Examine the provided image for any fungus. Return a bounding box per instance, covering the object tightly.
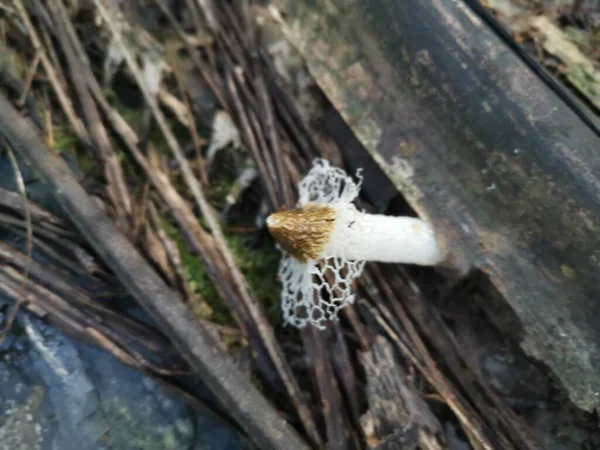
[267,159,445,329]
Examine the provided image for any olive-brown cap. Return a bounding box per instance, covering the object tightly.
[266,204,336,264]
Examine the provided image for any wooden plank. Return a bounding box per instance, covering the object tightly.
[273,0,600,411]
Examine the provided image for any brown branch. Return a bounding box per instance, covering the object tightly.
[13,0,90,144]
[46,0,132,230]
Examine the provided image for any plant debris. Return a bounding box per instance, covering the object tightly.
[0,1,597,449]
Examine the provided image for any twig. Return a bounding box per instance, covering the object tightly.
[225,68,279,209]
[0,143,32,348]
[330,324,363,432]
[153,0,228,108]
[165,41,208,186]
[47,0,132,230]
[0,263,184,375]
[367,265,498,450]
[17,49,40,106]
[0,186,65,226]
[387,268,540,449]
[0,211,79,240]
[302,326,353,450]
[148,201,194,300]
[13,0,90,144]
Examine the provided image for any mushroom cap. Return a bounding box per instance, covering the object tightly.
[266,204,336,264]
[268,158,366,329]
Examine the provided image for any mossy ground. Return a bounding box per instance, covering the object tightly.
[163,148,283,330]
[47,87,283,340]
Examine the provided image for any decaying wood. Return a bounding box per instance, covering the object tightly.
[302,326,357,450]
[359,336,443,450]
[384,268,541,449]
[273,0,600,413]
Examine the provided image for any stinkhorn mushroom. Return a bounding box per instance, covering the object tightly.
[267,158,445,329]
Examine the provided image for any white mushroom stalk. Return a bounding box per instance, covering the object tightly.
[267,159,445,329]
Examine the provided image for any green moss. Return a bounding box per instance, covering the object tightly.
[569,64,598,97]
[161,216,282,328]
[162,220,233,325]
[207,175,235,207]
[50,126,100,180]
[113,102,145,130]
[52,128,80,151]
[226,233,282,328]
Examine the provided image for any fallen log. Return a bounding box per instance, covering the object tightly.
[273,0,600,412]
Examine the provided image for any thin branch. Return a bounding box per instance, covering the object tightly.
[13,0,90,144]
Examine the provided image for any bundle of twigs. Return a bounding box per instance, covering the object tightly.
[0,0,562,449]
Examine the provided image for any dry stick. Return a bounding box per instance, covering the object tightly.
[194,0,219,32]
[0,144,34,348]
[153,0,228,109]
[92,2,320,443]
[220,2,293,202]
[91,74,253,334]
[17,49,40,107]
[246,97,281,204]
[388,270,540,449]
[148,201,194,301]
[214,23,283,197]
[222,2,252,56]
[0,264,184,375]
[42,91,54,146]
[157,88,192,128]
[259,49,320,162]
[130,181,151,242]
[330,324,363,432]
[143,220,177,284]
[165,42,208,186]
[5,147,33,264]
[0,91,310,450]
[224,69,279,209]
[184,0,203,33]
[303,327,352,450]
[47,0,132,230]
[341,306,371,351]
[255,66,291,206]
[0,240,173,354]
[13,0,89,144]
[367,267,497,450]
[145,146,252,333]
[0,187,65,226]
[0,211,79,240]
[310,262,363,449]
[360,272,420,366]
[0,276,21,346]
[27,234,97,277]
[39,25,68,88]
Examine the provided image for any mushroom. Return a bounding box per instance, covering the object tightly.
[267,158,445,329]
